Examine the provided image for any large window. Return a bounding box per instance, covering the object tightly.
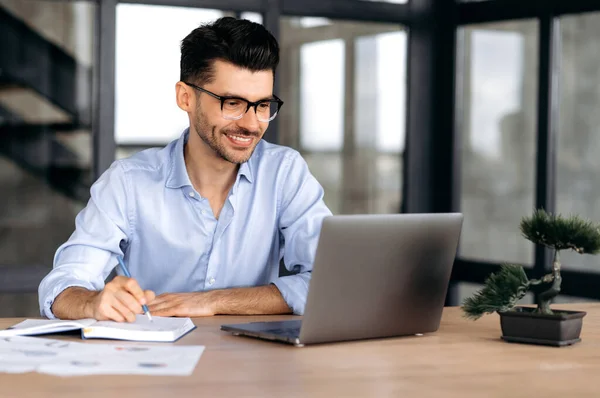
[114,4,225,147]
[557,11,600,272]
[113,5,265,160]
[454,2,600,305]
[279,18,406,215]
[458,20,538,265]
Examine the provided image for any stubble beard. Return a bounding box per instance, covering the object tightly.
[193,110,260,165]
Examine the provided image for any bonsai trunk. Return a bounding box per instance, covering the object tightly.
[537,250,562,315]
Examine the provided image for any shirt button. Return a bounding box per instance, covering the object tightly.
[208,277,215,285]
[189,192,195,197]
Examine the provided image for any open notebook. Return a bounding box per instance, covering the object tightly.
[0,315,195,342]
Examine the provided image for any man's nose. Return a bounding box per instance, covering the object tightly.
[237,107,262,131]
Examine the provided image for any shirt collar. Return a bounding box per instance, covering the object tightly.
[238,157,253,184]
[165,129,192,189]
[165,128,254,189]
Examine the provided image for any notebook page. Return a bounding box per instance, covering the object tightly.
[90,315,192,332]
[0,318,96,337]
[82,315,195,341]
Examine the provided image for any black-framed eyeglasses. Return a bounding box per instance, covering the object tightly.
[182,81,284,122]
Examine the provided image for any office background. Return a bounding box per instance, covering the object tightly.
[2,0,600,317]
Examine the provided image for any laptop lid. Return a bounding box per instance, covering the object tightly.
[297,213,463,345]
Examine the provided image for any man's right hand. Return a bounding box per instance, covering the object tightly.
[51,277,155,322]
[87,276,156,322]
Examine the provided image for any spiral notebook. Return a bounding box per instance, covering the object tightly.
[0,315,195,342]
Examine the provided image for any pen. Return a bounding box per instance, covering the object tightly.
[116,255,153,322]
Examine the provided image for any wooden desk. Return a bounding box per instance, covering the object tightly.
[2,303,600,397]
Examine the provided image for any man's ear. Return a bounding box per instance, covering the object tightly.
[175,81,195,112]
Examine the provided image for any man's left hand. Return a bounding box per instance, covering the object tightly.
[147,292,215,317]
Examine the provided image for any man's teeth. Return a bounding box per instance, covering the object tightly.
[228,134,252,143]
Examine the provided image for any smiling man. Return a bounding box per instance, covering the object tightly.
[38,17,332,322]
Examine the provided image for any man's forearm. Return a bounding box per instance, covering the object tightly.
[144,284,294,317]
[210,284,292,315]
[51,287,96,320]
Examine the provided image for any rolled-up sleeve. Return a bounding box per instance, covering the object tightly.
[272,152,332,315]
[38,160,133,319]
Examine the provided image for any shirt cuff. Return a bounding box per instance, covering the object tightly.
[272,273,311,315]
[40,280,95,319]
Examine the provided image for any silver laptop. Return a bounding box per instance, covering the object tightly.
[220,213,463,346]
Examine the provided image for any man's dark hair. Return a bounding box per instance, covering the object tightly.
[180,17,279,85]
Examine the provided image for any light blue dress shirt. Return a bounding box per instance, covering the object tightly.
[38,129,332,318]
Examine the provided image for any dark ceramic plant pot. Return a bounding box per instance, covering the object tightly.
[498,306,586,347]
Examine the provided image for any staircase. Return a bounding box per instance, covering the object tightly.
[0,3,94,309]
[0,5,92,203]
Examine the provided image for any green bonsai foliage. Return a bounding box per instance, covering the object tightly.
[520,209,600,253]
[462,265,529,319]
[462,209,600,319]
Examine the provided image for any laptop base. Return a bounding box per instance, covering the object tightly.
[221,320,304,347]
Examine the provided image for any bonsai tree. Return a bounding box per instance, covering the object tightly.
[463,209,600,319]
